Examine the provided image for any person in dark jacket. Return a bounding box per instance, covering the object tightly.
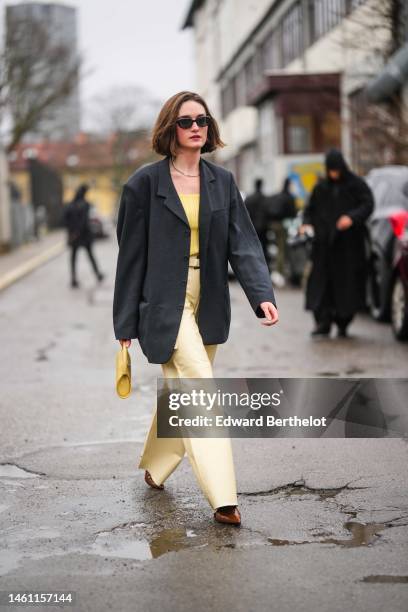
[299,149,374,338]
[267,177,297,280]
[244,178,269,265]
[63,184,105,288]
[113,91,278,527]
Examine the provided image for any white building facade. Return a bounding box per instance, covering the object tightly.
[183,0,398,202]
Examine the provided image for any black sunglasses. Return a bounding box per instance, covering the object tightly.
[175,115,211,129]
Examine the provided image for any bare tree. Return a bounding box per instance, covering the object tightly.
[334,0,408,169]
[339,0,403,61]
[85,85,161,193]
[0,13,82,151]
[87,85,162,135]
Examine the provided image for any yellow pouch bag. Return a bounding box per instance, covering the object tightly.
[116,344,131,399]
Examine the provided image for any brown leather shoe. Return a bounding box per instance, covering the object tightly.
[214,505,241,526]
[144,470,164,490]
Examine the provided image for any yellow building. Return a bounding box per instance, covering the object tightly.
[9,131,157,219]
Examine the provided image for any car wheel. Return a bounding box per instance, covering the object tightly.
[367,255,390,321]
[391,275,408,341]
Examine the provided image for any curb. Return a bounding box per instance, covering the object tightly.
[0,240,66,292]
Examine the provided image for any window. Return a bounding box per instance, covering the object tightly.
[281,2,304,66]
[320,111,341,149]
[261,29,282,70]
[286,115,313,153]
[253,46,264,87]
[220,78,236,118]
[235,68,247,107]
[313,0,346,39]
[244,56,256,100]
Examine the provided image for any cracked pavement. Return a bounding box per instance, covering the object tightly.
[0,237,407,612]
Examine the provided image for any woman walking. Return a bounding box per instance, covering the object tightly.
[63,184,105,288]
[113,91,278,526]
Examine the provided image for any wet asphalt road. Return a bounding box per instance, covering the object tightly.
[0,235,407,612]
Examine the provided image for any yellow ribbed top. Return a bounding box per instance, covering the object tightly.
[179,193,200,256]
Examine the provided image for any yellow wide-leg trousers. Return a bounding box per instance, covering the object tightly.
[138,255,238,510]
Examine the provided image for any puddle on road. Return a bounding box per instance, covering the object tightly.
[92,527,204,560]
[0,464,40,479]
[268,521,386,548]
[360,575,408,584]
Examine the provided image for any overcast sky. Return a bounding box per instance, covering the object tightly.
[1,0,195,128]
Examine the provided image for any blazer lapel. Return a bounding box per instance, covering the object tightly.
[198,158,216,282]
[156,157,217,280]
[157,157,189,226]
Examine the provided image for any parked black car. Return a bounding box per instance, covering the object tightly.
[365,166,408,334]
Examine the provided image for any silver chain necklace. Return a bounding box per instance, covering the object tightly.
[171,157,200,177]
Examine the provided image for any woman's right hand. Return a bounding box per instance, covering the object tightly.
[120,339,131,348]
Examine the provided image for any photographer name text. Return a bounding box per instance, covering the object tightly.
[168,415,327,427]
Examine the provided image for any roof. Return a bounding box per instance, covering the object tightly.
[9,132,153,172]
[249,72,341,106]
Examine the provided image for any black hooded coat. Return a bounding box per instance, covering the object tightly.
[302,150,374,316]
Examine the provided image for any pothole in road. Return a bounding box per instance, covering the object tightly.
[268,521,386,548]
[241,481,356,500]
[360,575,408,584]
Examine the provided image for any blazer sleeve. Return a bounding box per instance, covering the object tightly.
[113,182,147,340]
[227,172,277,316]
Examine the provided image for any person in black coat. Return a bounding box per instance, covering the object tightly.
[244,178,269,264]
[63,184,105,288]
[299,149,374,338]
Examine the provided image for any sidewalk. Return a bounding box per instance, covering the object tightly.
[0,229,66,292]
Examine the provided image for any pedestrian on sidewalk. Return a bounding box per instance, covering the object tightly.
[63,184,105,288]
[299,149,374,338]
[244,178,269,266]
[113,91,279,527]
[267,177,297,286]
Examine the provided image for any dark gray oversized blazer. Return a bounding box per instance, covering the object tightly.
[113,155,277,364]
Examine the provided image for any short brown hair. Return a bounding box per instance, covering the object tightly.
[151,91,226,157]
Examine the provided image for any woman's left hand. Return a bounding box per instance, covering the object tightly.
[259,302,279,326]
